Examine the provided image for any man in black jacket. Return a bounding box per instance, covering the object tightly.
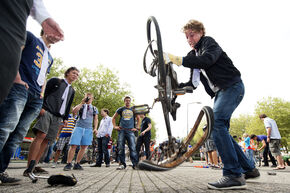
[163,20,259,190]
[24,67,79,175]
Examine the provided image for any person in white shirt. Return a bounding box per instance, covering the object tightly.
[91,109,113,167]
[259,114,285,170]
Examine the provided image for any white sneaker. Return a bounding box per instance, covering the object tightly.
[116,165,126,170]
[51,162,57,168]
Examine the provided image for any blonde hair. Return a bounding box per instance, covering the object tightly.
[182,19,206,35]
[243,133,249,138]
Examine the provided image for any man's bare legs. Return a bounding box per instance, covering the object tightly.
[76,146,88,163]
[67,145,88,164]
[27,131,47,167]
[275,155,285,169]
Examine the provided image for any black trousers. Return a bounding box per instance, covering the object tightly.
[0,0,33,104]
[263,142,276,166]
[136,135,151,162]
[96,137,110,165]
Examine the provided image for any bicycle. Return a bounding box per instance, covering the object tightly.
[136,16,214,171]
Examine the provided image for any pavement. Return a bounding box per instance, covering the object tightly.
[1,161,290,193]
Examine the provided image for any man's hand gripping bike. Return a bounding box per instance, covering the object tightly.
[136,16,214,171]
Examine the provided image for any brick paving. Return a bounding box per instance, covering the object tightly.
[1,161,290,193]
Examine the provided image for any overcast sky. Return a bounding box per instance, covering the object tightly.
[27,0,290,143]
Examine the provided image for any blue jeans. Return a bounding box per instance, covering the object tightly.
[44,141,56,163]
[117,129,138,167]
[96,136,110,165]
[0,83,42,172]
[245,149,255,167]
[212,81,254,177]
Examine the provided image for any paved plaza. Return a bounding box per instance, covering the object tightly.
[1,161,290,193]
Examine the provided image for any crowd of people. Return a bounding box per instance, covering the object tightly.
[199,113,288,172]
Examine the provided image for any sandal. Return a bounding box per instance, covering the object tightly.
[273,167,286,170]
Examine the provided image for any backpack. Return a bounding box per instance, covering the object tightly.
[76,105,97,121]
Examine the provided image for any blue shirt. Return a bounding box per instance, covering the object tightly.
[244,137,251,148]
[117,107,135,129]
[256,135,267,142]
[19,31,53,93]
[76,104,98,129]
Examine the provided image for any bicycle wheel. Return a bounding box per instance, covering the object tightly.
[138,106,214,171]
[146,16,173,142]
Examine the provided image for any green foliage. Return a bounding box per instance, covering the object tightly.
[46,58,67,79]
[230,114,253,140]
[148,116,157,140]
[27,58,158,143]
[253,97,290,151]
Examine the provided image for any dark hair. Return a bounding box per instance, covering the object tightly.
[123,96,131,102]
[64,67,79,77]
[102,108,109,115]
[40,29,44,36]
[259,114,267,119]
[250,134,257,139]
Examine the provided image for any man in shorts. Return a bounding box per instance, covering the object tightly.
[204,138,220,169]
[51,114,77,168]
[64,93,99,171]
[259,114,285,170]
[24,67,79,175]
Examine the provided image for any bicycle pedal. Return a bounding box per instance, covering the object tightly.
[154,85,164,92]
[185,86,194,93]
[173,89,186,95]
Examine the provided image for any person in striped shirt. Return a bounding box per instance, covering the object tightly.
[51,114,76,168]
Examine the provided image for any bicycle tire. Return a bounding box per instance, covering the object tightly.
[146,16,173,142]
[138,106,214,171]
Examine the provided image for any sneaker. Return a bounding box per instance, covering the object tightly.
[23,169,29,177]
[0,172,21,185]
[244,168,260,180]
[64,163,73,171]
[207,175,247,190]
[90,163,101,167]
[105,164,110,168]
[73,163,84,170]
[34,166,49,174]
[51,162,57,168]
[116,165,126,170]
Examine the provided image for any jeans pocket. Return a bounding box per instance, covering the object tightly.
[7,83,28,101]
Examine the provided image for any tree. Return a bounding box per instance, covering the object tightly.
[27,58,158,143]
[253,97,290,151]
[229,114,253,140]
[46,58,67,79]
